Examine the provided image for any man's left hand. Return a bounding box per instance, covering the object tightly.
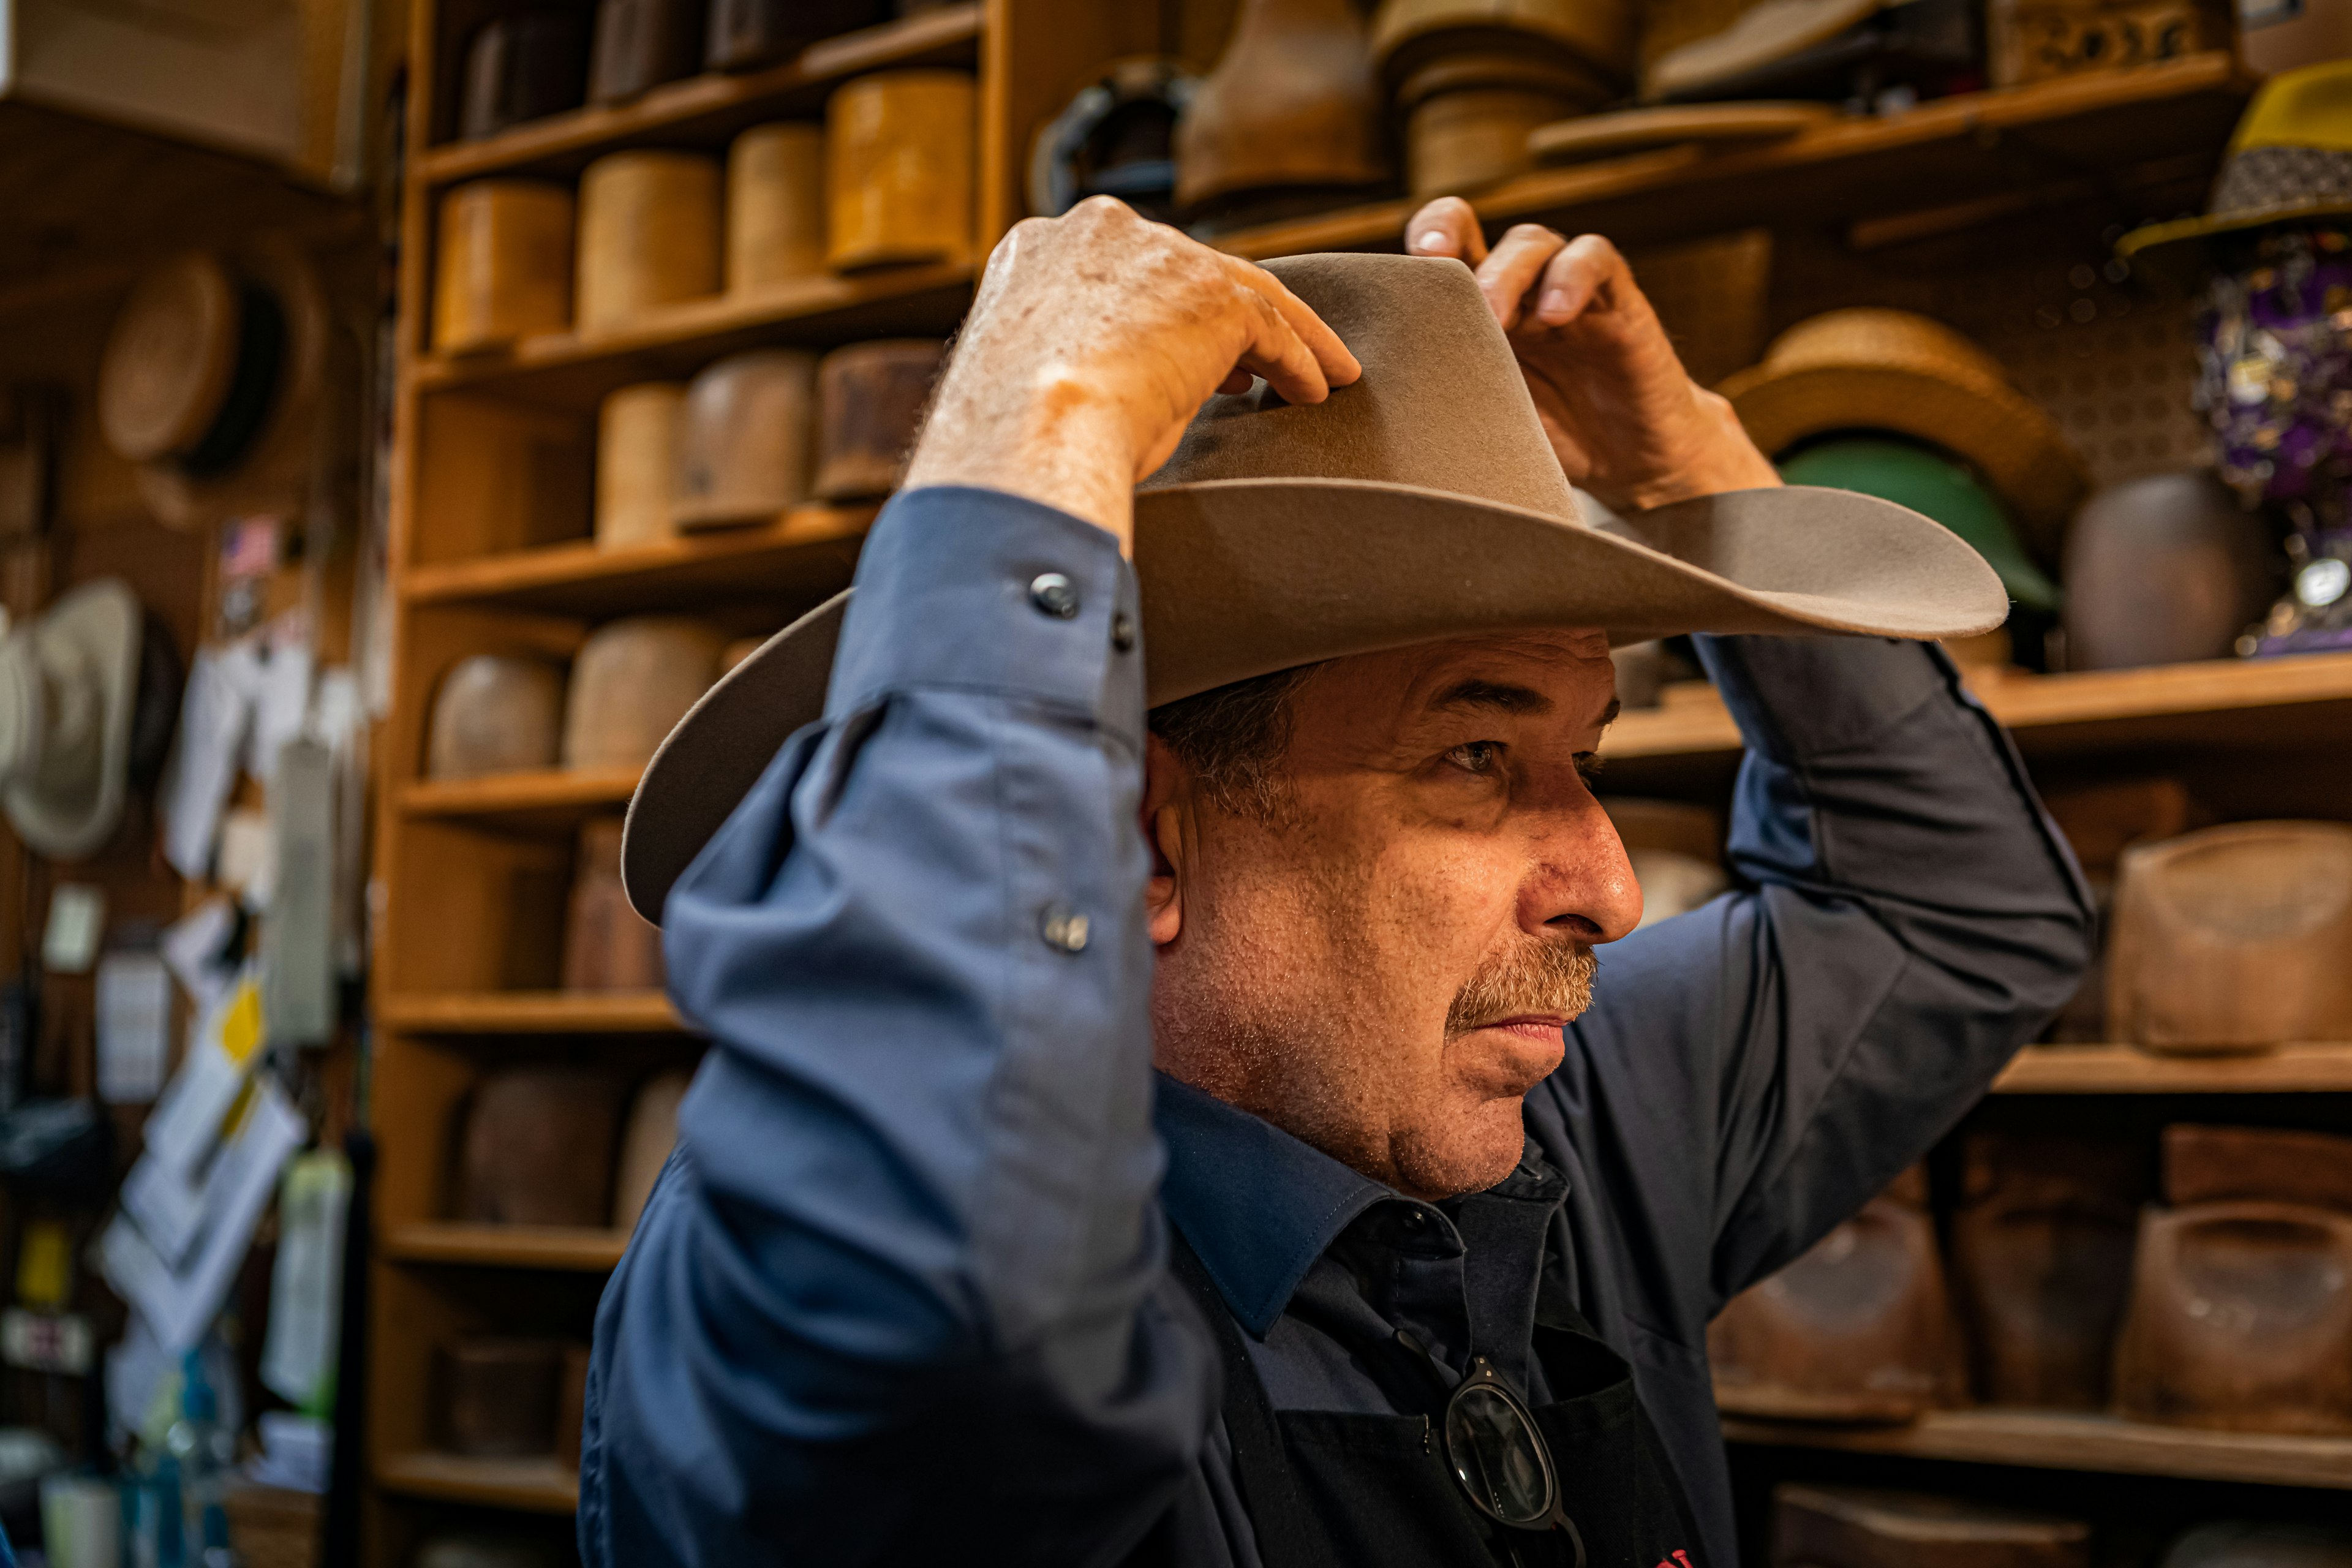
[1404,198,1779,511]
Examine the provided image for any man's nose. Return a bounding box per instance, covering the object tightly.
[1525,802,1642,944]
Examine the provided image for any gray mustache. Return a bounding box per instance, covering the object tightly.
[1446,941,1597,1034]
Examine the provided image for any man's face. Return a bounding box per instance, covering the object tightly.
[1145,629,1640,1200]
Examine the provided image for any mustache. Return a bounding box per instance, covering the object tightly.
[1446,940,1597,1035]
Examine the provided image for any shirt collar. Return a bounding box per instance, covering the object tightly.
[1153,1072,1392,1336]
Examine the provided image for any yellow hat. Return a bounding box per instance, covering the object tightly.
[2118,61,2352,269]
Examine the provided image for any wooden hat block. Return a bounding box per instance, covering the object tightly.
[673,349,820,527]
[706,0,884,71]
[563,818,665,993]
[454,1066,627,1227]
[424,654,567,780]
[434,182,576,353]
[612,1068,693,1232]
[437,1338,562,1456]
[727,123,827,293]
[826,71,975,271]
[587,0,703,104]
[1396,54,1613,195]
[814,339,944,500]
[1708,1170,1968,1422]
[460,12,587,140]
[2113,1198,2352,1433]
[560,616,727,771]
[2062,472,2277,672]
[1174,0,1389,225]
[2038,775,2195,1041]
[575,151,723,335]
[595,381,688,549]
[1370,0,1637,85]
[2165,1123,2352,1213]
[1772,1484,2090,1568]
[2106,821,2352,1055]
[1948,1133,2145,1408]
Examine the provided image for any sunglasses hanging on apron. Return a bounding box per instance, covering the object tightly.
[1134,1235,1705,1568]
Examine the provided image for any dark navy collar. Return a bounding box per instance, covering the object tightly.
[1153,1072,1392,1336]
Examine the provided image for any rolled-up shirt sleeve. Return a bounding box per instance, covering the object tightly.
[579,487,1215,1567]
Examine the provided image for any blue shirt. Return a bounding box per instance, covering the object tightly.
[579,486,2094,1568]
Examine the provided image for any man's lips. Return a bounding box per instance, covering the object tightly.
[1468,1014,1569,1042]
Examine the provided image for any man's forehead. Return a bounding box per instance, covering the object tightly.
[1302,629,1616,723]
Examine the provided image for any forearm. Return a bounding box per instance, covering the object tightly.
[1694,633,2095,1287]
[581,489,1210,1562]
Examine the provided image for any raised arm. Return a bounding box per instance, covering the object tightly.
[578,200,1357,1567]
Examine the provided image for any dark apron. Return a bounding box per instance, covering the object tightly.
[1133,1238,1707,1568]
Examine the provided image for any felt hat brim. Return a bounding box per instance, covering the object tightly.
[4,579,139,862]
[2117,198,2352,281]
[621,477,2003,922]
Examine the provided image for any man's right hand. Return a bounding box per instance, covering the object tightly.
[901,197,1361,551]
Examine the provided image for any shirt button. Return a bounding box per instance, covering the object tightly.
[1040,904,1090,954]
[1029,573,1080,619]
[1401,1210,1428,1233]
[1112,611,1136,653]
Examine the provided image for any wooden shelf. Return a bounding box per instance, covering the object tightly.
[1724,1409,2352,1490]
[1213,53,2253,262]
[405,504,872,617]
[419,5,982,189]
[382,1223,630,1271]
[412,263,974,407]
[377,1452,579,1513]
[1994,1042,2352,1094]
[399,766,641,832]
[1605,652,2352,765]
[378,990,688,1035]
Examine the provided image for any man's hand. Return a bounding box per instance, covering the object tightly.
[1404,198,1778,511]
[904,197,1360,550]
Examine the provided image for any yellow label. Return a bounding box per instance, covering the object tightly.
[221,980,265,1066]
[15,1222,70,1311]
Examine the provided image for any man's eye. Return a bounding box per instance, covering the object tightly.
[1445,741,1504,775]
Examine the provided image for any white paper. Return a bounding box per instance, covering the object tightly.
[95,953,171,1104]
[245,1411,331,1493]
[40,884,105,974]
[217,808,274,908]
[101,1077,305,1355]
[142,979,265,1180]
[104,1311,171,1446]
[246,639,313,788]
[160,899,239,1011]
[260,1150,349,1407]
[162,646,254,883]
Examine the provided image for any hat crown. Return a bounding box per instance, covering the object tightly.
[1754,307,2012,394]
[1142,252,1583,522]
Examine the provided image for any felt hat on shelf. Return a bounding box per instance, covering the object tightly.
[96,247,330,532]
[2119,61,2352,276]
[1717,307,2091,566]
[0,579,143,862]
[619,252,2009,921]
[1639,0,1975,105]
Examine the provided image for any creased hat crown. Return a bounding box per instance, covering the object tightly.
[1144,253,1583,521]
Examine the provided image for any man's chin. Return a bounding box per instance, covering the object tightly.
[1449,1021,1568,1099]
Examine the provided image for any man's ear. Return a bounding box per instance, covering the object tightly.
[1142,734,1186,947]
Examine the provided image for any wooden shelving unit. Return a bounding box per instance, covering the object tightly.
[1724,1411,2352,1491]
[1211,53,2253,262]
[371,0,2305,1551]
[377,1453,581,1513]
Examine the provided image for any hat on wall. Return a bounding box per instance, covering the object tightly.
[1717,308,2091,567]
[0,579,142,862]
[2118,61,2352,274]
[97,247,329,532]
[620,251,2006,921]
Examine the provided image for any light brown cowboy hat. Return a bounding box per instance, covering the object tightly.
[621,251,2003,921]
[1717,308,2091,567]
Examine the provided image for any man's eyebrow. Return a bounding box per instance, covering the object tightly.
[1429,679,1553,715]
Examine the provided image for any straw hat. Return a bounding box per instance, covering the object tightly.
[0,579,142,862]
[1717,308,2090,565]
[2119,61,2352,274]
[621,252,2004,921]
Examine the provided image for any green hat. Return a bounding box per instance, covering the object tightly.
[1779,436,2062,613]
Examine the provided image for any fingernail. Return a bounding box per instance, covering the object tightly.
[1416,230,1449,252]
[1540,288,1573,317]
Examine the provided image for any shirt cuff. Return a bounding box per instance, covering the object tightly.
[825,485,1146,747]
[1692,633,1964,765]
